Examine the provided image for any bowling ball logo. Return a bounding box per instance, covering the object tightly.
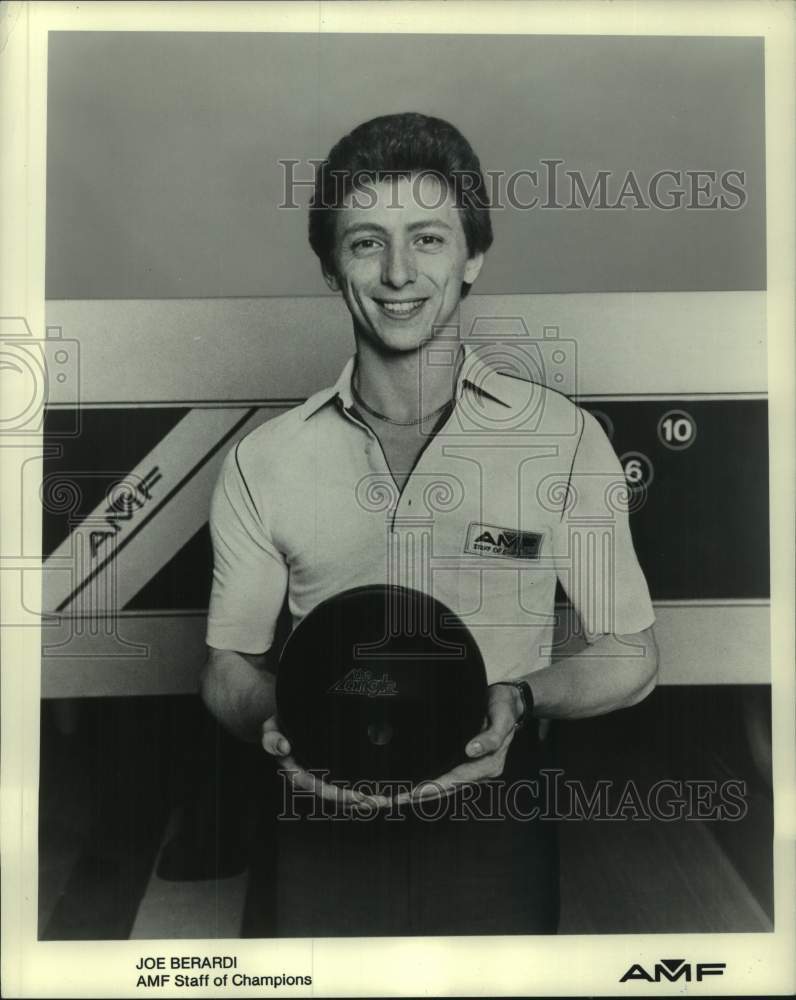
[328,668,398,698]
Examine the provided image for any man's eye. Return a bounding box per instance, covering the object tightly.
[351,238,382,254]
[415,234,444,248]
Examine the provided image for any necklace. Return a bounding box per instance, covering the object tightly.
[351,380,454,427]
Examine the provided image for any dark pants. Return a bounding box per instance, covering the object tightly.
[242,722,559,937]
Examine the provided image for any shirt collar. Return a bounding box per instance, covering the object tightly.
[299,355,357,420]
[300,343,512,421]
[455,342,514,408]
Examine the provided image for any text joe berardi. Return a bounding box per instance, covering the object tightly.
[134,956,312,989]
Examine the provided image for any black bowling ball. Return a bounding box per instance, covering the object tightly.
[276,585,487,790]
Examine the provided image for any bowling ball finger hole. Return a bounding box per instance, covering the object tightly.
[367,720,394,746]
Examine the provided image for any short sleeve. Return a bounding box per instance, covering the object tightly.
[205,442,288,654]
[553,409,655,642]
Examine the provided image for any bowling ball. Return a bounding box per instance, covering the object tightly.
[276,585,487,789]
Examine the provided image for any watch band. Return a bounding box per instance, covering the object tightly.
[494,680,534,729]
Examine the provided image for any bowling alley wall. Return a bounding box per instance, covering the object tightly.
[41,31,768,699]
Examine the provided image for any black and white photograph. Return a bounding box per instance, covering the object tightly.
[1,1,794,997]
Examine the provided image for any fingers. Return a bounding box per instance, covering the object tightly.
[262,731,291,756]
[465,706,517,758]
[392,783,458,808]
[393,705,518,806]
[265,726,389,811]
[261,715,291,758]
[465,685,520,757]
[393,737,513,806]
[263,707,514,812]
[284,761,389,811]
[436,746,509,789]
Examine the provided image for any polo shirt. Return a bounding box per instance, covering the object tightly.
[206,345,655,683]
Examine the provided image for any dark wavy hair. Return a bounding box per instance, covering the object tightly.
[309,112,493,297]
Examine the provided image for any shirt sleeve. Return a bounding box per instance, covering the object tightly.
[552,408,655,642]
[205,441,288,654]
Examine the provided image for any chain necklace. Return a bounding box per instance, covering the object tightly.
[351,379,454,427]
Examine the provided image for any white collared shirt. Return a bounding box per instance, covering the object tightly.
[206,346,655,682]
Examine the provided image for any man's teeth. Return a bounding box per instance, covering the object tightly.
[379,300,424,315]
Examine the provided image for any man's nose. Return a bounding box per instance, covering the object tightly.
[382,243,416,288]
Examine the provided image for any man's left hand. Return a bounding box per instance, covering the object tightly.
[392,682,524,806]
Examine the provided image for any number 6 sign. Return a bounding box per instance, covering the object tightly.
[621,451,654,491]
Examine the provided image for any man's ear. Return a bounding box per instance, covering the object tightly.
[463,251,485,287]
[322,265,340,292]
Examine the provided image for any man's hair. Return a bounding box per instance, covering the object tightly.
[309,112,493,297]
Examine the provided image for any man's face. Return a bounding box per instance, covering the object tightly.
[325,173,484,354]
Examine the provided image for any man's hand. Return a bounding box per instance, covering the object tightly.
[261,715,389,813]
[392,683,523,806]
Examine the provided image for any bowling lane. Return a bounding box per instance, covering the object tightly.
[130,813,248,941]
[39,686,773,939]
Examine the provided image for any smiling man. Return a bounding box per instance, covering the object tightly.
[200,112,658,937]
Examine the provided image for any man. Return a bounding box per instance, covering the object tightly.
[201,112,658,936]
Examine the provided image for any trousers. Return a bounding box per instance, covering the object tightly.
[242,721,559,937]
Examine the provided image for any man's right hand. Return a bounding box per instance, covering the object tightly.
[261,715,389,813]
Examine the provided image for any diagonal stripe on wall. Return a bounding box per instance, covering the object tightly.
[43,407,270,615]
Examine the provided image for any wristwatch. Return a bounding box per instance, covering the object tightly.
[493,680,535,729]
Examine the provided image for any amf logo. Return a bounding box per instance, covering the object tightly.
[620,958,726,983]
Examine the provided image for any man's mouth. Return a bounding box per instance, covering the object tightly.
[373,298,428,319]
